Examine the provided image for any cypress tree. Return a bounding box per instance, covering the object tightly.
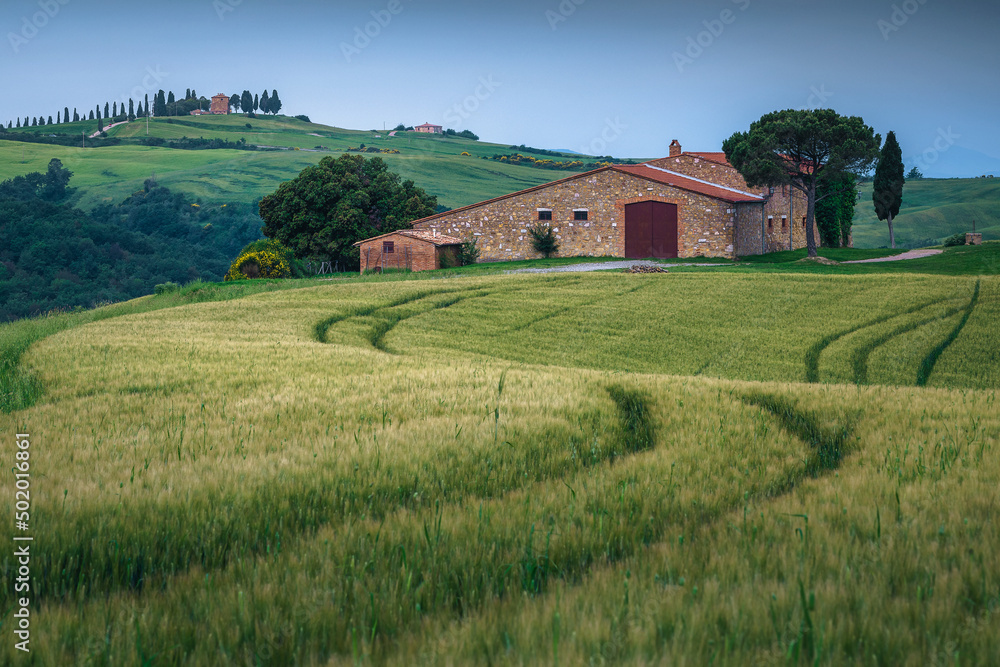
[128,98,135,120]
[872,130,905,249]
[16,118,20,128]
[241,90,253,115]
[154,90,167,117]
[229,93,241,113]
[260,90,270,114]
[89,110,94,120]
[48,115,53,125]
[57,111,61,124]
[98,116,104,132]
[185,88,192,100]
[269,89,282,115]
[253,93,259,112]
[104,102,109,118]
[191,88,197,99]
[73,108,79,122]
[112,101,118,117]
[31,117,37,126]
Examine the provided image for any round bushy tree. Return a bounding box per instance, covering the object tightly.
[258,154,437,269]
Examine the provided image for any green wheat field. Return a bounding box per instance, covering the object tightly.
[1,254,999,664]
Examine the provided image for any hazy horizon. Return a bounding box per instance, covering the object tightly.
[2,0,998,177]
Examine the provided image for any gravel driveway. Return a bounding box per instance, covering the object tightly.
[840,249,943,263]
[505,260,731,273]
[506,248,945,273]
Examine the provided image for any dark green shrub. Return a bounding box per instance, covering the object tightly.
[294,115,311,122]
[154,282,180,295]
[438,249,459,269]
[943,233,966,247]
[457,238,480,266]
[528,224,559,259]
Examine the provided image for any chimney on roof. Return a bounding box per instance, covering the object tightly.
[669,139,682,157]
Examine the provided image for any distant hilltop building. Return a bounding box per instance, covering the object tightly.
[414,122,442,134]
[210,93,230,115]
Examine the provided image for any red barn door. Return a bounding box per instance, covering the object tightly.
[625,201,678,258]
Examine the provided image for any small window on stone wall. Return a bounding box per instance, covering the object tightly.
[768,217,773,231]
[538,210,552,221]
[383,241,394,254]
[574,210,588,221]
[781,217,788,231]
[802,217,807,228]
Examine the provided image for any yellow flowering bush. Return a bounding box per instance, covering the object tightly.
[224,241,292,281]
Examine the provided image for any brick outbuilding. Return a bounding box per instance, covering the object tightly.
[355,229,464,273]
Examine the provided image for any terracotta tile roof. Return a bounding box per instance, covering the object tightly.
[611,164,763,203]
[683,151,733,167]
[397,229,465,245]
[353,229,465,247]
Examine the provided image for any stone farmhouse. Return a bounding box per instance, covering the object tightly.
[382,140,816,267]
[414,122,443,134]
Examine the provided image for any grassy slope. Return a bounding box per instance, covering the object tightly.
[1,264,998,665]
[0,116,579,210]
[853,178,1000,248]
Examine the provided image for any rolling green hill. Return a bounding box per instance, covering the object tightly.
[853,178,1000,248]
[1,268,998,664]
[0,116,592,211]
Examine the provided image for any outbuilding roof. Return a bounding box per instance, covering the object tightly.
[353,229,465,247]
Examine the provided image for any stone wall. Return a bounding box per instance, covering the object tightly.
[734,203,764,256]
[967,233,983,246]
[412,169,739,260]
[648,155,816,254]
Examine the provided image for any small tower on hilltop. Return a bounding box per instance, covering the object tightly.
[210,93,230,115]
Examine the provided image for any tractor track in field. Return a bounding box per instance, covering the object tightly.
[917,279,981,386]
[506,283,652,333]
[805,287,977,385]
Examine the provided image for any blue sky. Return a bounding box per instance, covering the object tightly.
[2,0,998,176]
